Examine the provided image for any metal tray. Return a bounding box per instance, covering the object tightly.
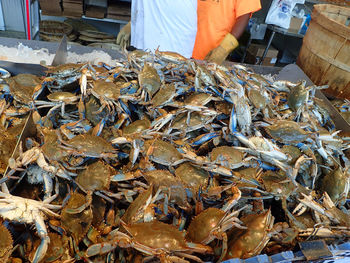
[1,60,350,262]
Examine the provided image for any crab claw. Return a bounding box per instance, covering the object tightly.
[86,242,116,257]
[80,68,87,97]
[186,242,213,254]
[32,213,50,263]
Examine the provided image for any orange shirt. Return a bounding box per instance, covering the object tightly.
[192,0,261,60]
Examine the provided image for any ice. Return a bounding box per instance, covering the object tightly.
[0,43,118,66]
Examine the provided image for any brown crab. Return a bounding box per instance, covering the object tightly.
[144,169,190,210]
[225,209,274,260]
[121,186,159,224]
[90,79,121,113]
[86,221,213,262]
[75,160,115,202]
[61,191,93,244]
[0,222,13,263]
[264,120,310,143]
[186,187,244,262]
[175,162,210,196]
[210,146,245,169]
[143,139,184,166]
[138,63,161,99]
[58,133,118,159]
[7,73,43,106]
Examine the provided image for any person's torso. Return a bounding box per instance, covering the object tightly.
[192,0,237,60]
[131,0,197,58]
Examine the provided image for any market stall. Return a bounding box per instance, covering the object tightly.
[0,1,350,263]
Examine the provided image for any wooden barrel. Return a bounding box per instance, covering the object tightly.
[322,0,350,7]
[296,4,350,98]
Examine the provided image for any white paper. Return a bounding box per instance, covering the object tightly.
[265,0,304,29]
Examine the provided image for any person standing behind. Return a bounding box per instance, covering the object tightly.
[116,0,197,59]
[193,0,261,64]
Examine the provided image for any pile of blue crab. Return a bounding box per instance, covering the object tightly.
[332,98,350,125]
[0,50,350,263]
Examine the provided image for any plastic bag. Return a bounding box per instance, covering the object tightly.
[265,0,305,29]
[299,14,311,35]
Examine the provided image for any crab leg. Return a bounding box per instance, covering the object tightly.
[0,204,17,212]
[218,233,228,263]
[42,172,53,200]
[44,104,61,121]
[86,242,117,257]
[222,186,241,212]
[32,212,50,263]
[171,253,199,262]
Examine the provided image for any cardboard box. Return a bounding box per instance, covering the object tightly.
[39,0,62,16]
[107,2,131,20]
[62,0,83,17]
[85,6,106,19]
[86,0,107,8]
[246,44,279,66]
[288,17,303,34]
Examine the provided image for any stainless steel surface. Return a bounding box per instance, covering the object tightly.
[1,61,348,179]
[51,35,67,66]
[4,112,36,177]
[0,61,46,76]
[276,64,350,132]
[250,23,267,40]
[259,30,276,65]
[268,24,304,39]
[0,36,126,59]
[299,240,333,261]
[258,25,304,65]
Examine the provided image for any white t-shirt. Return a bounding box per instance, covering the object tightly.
[130,0,197,58]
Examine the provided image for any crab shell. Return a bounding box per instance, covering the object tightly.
[61,192,93,244]
[7,74,42,104]
[210,146,244,169]
[121,186,153,224]
[123,221,212,254]
[76,160,113,191]
[150,83,175,107]
[171,112,211,131]
[248,89,268,109]
[41,128,69,162]
[265,120,310,143]
[261,170,295,198]
[47,91,78,103]
[138,63,161,98]
[85,95,108,126]
[91,79,121,101]
[46,63,85,76]
[175,162,209,194]
[65,134,117,158]
[319,166,349,205]
[122,119,151,135]
[144,170,189,209]
[184,92,213,107]
[281,145,302,164]
[225,209,274,260]
[0,223,13,263]
[287,81,307,112]
[186,207,226,243]
[144,139,183,166]
[0,127,18,174]
[155,50,188,64]
[195,62,216,86]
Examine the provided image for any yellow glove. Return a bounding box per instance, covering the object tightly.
[116,21,131,49]
[205,33,239,65]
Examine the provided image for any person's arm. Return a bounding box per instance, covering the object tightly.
[116,21,131,49]
[231,13,251,39]
[205,13,251,64]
